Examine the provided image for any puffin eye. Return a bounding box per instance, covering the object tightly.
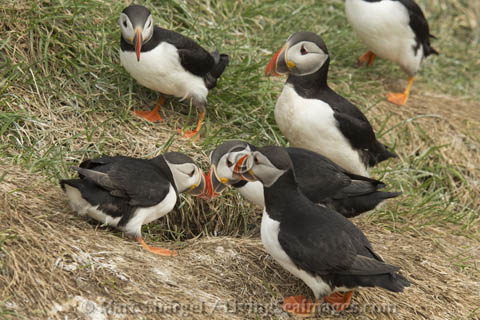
[226,159,233,168]
[188,169,195,177]
[123,20,127,28]
[300,45,308,55]
[147,20,152,28]
[254,156,259,165]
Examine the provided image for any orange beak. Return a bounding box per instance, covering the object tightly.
[135,29,142,61]
[265,45,286,77]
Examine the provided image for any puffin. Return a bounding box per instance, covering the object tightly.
[232,146,409,316]
[60,152,206,256]
[207,140,401,217]
[119,4,229,138]
[345,0,438,105]
[266,32,396,176]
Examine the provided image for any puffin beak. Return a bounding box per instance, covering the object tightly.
[265,44,288,77]
[189,171,207,197]
[207,165,229,199]
[233,154,256,182]
[134,28,143,61]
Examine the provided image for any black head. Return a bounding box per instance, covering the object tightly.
[119,5,154,61]
[207,140,256,197]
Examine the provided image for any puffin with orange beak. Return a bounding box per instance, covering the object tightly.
[266,32,396,177]
[119,5,229,138]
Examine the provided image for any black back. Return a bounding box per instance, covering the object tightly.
[60,155,174,227]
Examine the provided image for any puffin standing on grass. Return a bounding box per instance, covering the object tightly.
[207,140,401,217]
[60,152,206,256]
[232,146,410,316]
[119,4,229,138]
[266,32,396,176]
[345,0,438,105]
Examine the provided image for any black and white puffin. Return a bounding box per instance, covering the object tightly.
[207,140,401,217]
[232,146,409,316]
[345,0,438,105]
[60,152,206,256]
[266,32,396,177]
[119,4,229,138]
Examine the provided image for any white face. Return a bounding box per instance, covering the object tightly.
[167,162,203,193]
[214,147,252,184]
[118,12,154,45]
[285,40,329,76]
[245,152,287,188]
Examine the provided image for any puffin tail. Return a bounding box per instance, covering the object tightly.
[205,50,230,89]
[368,142,397,167]
[331,191,402,218]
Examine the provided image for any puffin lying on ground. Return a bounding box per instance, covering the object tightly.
[266,32,396,176]
[232,146,410,316]
[119,4,229,138]
[207,140,401,217]
[345,0,438,105]
[60,152,206,256]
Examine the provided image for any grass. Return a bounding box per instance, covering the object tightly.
[0,0,479,318]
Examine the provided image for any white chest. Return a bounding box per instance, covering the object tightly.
[238,181,264,208]
[345,0,423,75]
[261,210,332,298]
[119,42,208,101]
[122,184,177,236]
[274,84,367,176]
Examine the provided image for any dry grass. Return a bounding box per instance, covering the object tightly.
[0,162,479,319]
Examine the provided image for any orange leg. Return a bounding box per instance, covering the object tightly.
[137,237,177,256]
[177,111,205,139]
[134,96,165,122]
[282,295,316,317]
[387,76,415,106]
[358,51,376,67]
[324,291,354,312]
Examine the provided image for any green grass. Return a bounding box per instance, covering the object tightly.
[1,0,479,248]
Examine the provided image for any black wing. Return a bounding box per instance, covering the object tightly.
[155,27,215,76]
[75,157,171,207]
[397,0,438,56]
[286,147,352,201]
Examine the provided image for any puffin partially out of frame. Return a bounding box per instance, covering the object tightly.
[231,146,409,316]
[207,140,401,217]
[119,4,229,138]
[266,32,396,176]
[60,152,206,256]
[345,0,438,105]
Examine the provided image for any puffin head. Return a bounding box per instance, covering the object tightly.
[265,32,329,77]
[119,5,154,61]
[207,140,255,198]
[233,146,293,188]
[163,152,207,197]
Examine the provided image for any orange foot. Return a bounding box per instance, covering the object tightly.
[134,96,165,122]
[358,50,376,66]
[324,291,353,312]
[137,237,177,256]
[282,295,315,317]
[177,111,205,139]
[386,92,408,106]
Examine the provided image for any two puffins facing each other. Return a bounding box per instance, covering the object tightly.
[60,152,207,256]
[266,32,397,177]
[229,146,410,316]
[119,4,229,138]
[206,140,401,217]
[345,0,438,105]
